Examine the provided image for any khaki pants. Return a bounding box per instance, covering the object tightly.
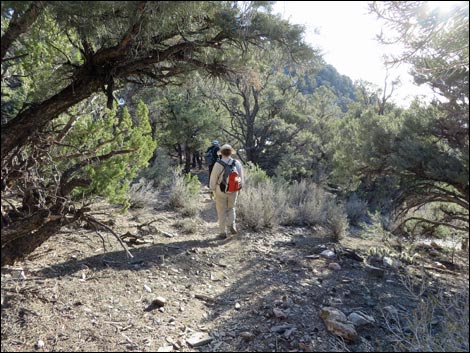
[215,188,238,233]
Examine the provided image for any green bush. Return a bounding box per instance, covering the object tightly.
[244,162,270,186]
[62,101,157,210]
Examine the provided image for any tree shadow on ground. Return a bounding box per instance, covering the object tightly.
[36,236,227,278]
[192,233,427,352]
[28,224,443,352]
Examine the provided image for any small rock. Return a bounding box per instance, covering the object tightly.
[210,271,224,281]
[283,327,296,339]
[320,306,347,323]
[328,263,341,271]
[383,257,401,269]
[153,296,166,307]
[320,250,336,259]
[273,308,287,319]
[240,331,255,341]
[235,302,241,310]
[144,284,152,293]
[37,339,45,348]
[186,332,213,347]
[347,312,375,326]
[320,307,358,342]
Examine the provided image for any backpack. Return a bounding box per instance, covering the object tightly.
[217,159,241,193]
[205,146,217,165]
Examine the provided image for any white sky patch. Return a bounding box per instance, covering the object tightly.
[273,1,436,107]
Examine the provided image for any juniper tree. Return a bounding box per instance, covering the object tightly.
[1,1,314,265]
[334,1,469,236]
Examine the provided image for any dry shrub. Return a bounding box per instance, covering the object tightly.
[140,148,175,188]
[384,272,469,352]
[345,193,369,226]
[173,218,200,234]
[237,172,348,240]
[237,179,278,230]
[168,170,200,217]
[128,178,159,209]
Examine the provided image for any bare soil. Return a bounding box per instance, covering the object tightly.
[1,171,468,352]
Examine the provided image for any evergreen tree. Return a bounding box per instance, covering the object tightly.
[335,1,469,235]
[1,1,314,265]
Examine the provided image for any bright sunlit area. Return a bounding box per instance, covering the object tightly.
[272,1,438,106]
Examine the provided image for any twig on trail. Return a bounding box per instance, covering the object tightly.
[93,229,108,252]
[136,219,159,230]
[83,216,133,259]
[87,211,117,219]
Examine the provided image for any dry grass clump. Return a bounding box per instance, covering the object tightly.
[237,168,347,240]
[384,272,469,352]
[168,170,200,217]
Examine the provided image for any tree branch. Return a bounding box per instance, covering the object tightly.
[84,216,133,259]
[1,2,45,62]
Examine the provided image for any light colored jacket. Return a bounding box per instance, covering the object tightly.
[209,157,243,192]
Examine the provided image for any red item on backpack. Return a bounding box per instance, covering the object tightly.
[218,160,241,193]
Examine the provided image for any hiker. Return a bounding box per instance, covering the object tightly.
[209,144,243,239]
[205,140,220,185]
[192,151,202,169]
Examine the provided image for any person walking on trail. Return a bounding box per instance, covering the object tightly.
[205,140,220,186]
[209,144,243,239]
[192,151,202,170]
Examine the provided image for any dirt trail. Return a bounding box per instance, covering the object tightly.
[1,173,468,352]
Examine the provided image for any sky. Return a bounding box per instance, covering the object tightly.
[272,1,436,106]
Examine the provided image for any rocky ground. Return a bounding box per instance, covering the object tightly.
[1,172,468,352]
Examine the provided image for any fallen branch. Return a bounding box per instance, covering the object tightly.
[84,216,133,259]
[136,219,159,230]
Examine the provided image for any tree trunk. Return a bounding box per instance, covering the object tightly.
[176,144,183,165]
[184,148,192,173]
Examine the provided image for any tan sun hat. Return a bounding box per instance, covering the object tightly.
[219,144,236,154]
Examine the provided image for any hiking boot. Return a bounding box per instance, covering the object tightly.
[218,232,228,239]
[229,225,238,235]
